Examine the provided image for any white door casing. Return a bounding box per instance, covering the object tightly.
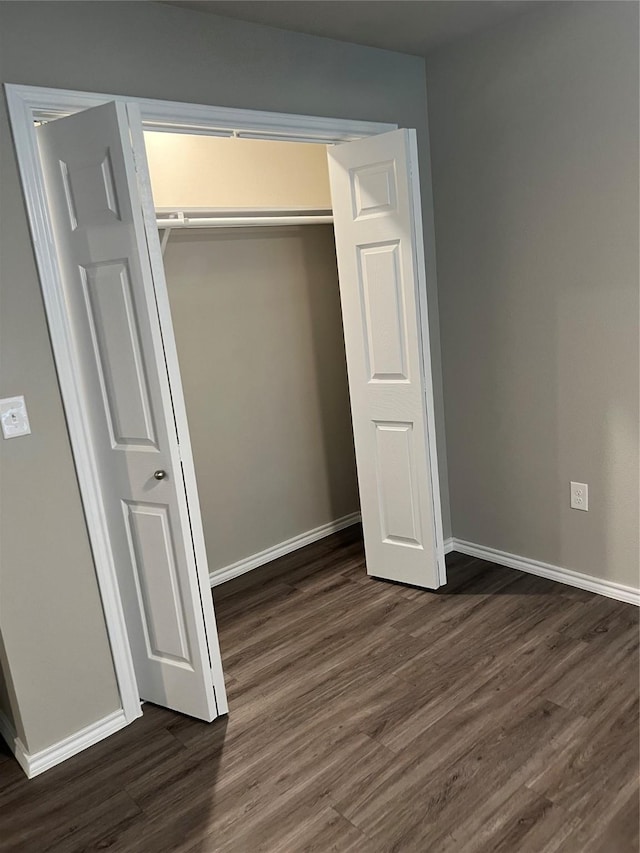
[37,101,225,720]
[328,129,445,588]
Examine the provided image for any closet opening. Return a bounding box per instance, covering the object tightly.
[10,85,444,738]
[143,131,361,590]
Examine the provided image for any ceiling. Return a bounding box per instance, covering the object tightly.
[164,1,539,56]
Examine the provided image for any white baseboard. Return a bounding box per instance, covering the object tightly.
[207,516,638,605]
[209,511,362,587]
[0,708,128,779]
[448,538,640,606]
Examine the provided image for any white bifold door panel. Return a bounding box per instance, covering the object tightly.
[328,129,445,589]
[37,102,226,721]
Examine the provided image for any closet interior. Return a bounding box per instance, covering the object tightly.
[143,131,361,584]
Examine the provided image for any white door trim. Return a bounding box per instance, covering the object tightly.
[7,83,396,140]
[5,83,400,725]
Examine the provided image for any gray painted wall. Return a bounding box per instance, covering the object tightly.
[164,226,359,573]
[0,1,448,753]
[0,634,20,744]
[427,1,639,586]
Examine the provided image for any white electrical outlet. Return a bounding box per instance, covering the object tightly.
[0,395,31,439]
[570,482,589,511]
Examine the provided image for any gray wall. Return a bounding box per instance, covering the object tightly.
[427,1,639,586]
[164,226,359,573]
[0,1,448,753]
[0,670,10,730]
[0,634,20,744]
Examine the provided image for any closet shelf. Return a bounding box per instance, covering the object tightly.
[155,209,334,230]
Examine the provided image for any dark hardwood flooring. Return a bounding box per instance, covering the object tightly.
[1,527,638,852]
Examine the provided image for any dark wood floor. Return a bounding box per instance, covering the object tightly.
[1,527,638,852]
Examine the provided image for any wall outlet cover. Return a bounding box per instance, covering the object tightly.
[0,395,31,439]
[570,481,589,511]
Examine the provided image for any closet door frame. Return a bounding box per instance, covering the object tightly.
[5,83,442,727]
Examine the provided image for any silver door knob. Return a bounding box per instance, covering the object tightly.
[153,470,167,481]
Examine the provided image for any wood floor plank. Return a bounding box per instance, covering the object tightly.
[527,690,639,817]
[543,621,638,718]
[370,631,588,759]
[454,786,578,853]
[41,791,142,853]
[213,805,371,853]
[0,531,637,852]
[337,697,583,851]
[573,775,640,853]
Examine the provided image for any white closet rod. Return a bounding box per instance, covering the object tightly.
[156,211,333,230]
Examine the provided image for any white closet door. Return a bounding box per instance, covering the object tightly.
[328,129,445,589]
[37,101,225,721]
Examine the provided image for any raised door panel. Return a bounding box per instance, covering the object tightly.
[58,151,121,230]
[373,421,422,548]
[358,242,409,382]
[80,261,158,450]
[351,161,397,218]
[122,501,191,665]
